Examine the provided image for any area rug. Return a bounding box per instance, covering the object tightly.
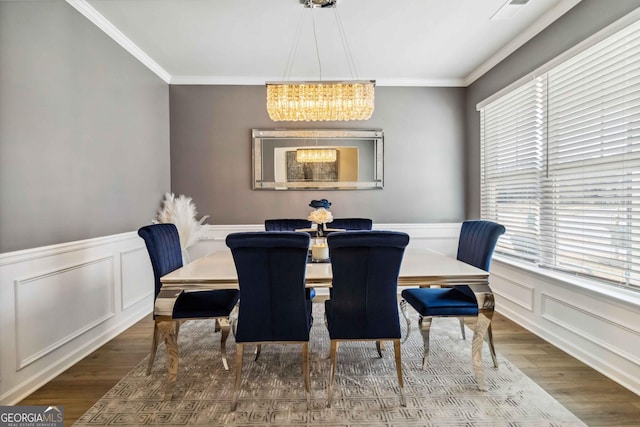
[74,305,586,426]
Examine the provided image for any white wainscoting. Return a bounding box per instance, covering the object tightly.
[2,223,637,404]
[0,232,154,404]
[490,258,640,396]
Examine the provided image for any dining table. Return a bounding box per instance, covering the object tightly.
[156,247,493,398]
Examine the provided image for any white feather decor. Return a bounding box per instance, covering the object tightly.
[155,193,209,262]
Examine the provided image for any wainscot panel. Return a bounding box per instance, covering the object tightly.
[15,256,115,369]
[121,247,154,311]
[0,232,153,404]
[491,258,640,396]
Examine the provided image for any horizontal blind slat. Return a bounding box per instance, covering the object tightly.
[481,18,640,289]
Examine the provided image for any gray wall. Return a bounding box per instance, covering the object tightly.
[0,1,171,252]
[170,85,466,225]
[465,0,640,218]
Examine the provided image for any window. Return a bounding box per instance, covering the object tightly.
[480,17,640,290]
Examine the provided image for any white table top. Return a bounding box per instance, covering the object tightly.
[160,247,489,289]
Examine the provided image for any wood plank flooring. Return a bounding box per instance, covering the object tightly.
[18,312,640,427]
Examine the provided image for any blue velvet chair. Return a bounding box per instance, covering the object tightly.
[265,218,318,300]
[264,218,312,231]
[325,231,410,407]
[329,217,373,230]
[226,231,312,411]
[138,224,240,379]
[400,220,505,390]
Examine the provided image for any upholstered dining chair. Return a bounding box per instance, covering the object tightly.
[325,231,410,407]
[265,218,319,300]
[329,217,373,230]
[226,231,313,411]
[264,218,312,231]
[138,224,240,379]
[400,220,505,390]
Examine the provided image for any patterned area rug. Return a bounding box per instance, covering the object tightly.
[74,305,586,426]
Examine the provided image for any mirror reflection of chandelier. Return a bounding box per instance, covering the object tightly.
[266,0,375,122]
[296,148,337,163]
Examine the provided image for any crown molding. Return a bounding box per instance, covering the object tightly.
[169,75,466,87]
[463,0,582,86]
[367,78,465,87]
[66,0,578,88]
[65,0,171,83]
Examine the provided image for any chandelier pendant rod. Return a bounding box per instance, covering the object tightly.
[311,9,323,81]
[282,8,307,81]
[333,7,357,79]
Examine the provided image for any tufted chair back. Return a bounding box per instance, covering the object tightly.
[325,231,409,339]
[329,218,373,231]
[456,220,506,271]
[264,219,312,232]
[138,223,183,298]
[226,231,312,342]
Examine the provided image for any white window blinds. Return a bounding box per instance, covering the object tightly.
[481,79,545,263]
[480,17,640,290]
[544,21,640,287]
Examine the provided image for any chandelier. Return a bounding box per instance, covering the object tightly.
[266,0,375,122]
[296,148,337,163]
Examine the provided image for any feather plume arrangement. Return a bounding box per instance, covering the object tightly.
[156,193,209,250]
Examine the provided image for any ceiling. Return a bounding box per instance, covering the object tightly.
[70,0,582,86]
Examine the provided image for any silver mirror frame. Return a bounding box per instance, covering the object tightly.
[252,129,384,190]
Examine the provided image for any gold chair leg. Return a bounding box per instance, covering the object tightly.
[327,340,338,408]
[393,339,406,407]
[147,322,159,375]
[418,316,432,370]
[459,317,466,340]
[231,343,244,411]
[302,342,310,410]
[399,299,412,343]
[218,318,231,370]
[486,323,498,367]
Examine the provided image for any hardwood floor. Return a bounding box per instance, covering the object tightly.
[18,312,640,426]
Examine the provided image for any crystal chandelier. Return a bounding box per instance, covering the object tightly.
[266,0,375,122]
[296,148,337,163]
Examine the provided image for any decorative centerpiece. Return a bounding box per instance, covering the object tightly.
[154,192,209,264]
[308,199,333,261]
[308,199,333,237]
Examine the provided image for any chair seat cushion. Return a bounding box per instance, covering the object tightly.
[173,289,240,319]
[401,287,478,317]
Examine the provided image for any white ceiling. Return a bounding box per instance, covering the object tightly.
[70,0,582,86]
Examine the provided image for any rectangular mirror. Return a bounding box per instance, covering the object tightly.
[252,129,384,190]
